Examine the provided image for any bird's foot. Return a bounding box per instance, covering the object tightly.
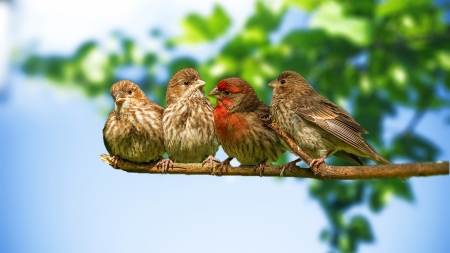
[279,158,302,177]
[202,155,220,171]
[309,158,325,175]
[213,157,233,176]
[254,160,267,177]
[112,156,122,169]
[157,158,173,173]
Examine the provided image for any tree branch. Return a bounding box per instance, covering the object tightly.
[99,154,448,179]
[98,123,448,179]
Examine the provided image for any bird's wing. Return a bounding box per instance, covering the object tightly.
[103,134,113,155]
[333,151,364,166]
[102,113,114,155]
[255,102,273,128]
[291,96,375,155]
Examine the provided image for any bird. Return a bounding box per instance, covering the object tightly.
[103,80,165,168]
[158,68,220,172]
[209,77,287,176]
[268,70,390,171]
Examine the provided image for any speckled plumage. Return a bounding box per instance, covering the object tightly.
[269,70,390,166]
[162,68,219,163]
[209,78,286,174]
[103,80,165,164]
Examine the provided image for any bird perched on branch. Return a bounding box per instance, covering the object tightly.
[209,77,287,176]
[158,68,220,172]
[269,70,390,171]
[103,80,165,168]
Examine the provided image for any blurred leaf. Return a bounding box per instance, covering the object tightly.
[169,5,231,45]
[143,52,158,67]
[273,152,289,165]
[369,179,413,212]
[392,133,440,161]
[436,50,450,70]
[348,216,373,242]
[309,181,365,211]
[121,38,141,64]
[168,58,199,76]
[338,233,352,253]
[286,0,324,11]
[74,41,98,59]
[310,1,372,46]
[377,0,431,17]
[245,1,286,32]
[320,228,331,241]
[221,28,270,60]
[22,55,43,74]
[282,29,328,51]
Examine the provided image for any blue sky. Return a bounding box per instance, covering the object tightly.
[1,1,449,252]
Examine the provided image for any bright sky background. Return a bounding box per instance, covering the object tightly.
[1,0,449,252]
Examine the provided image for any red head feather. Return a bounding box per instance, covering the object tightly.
[217,78,252,94]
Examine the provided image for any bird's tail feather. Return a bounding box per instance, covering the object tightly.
[373,153,391,165]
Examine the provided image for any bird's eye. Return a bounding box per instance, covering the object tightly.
[281,80,286,84]
[224,91,231,95]
[183,81,189,85]
[128,90,132,95]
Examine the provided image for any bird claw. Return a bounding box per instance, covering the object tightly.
[253,160,267,177]
[157,158,173,173]
[279,158,302,177]
[309,158,325,175]
[202,155,220,171]
[213,157,233,176]
[112,156,122,169]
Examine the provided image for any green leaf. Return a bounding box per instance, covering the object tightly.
[245,1,286,32]
[338,233,353,253]
[273,152,289,165]
[369,179,414,212]
[310,1,372,46]
[282,29,328,51]
[392,133,440,162]
[348,216,373,242]
[170,5,231,45]
[436,50,450,70]
[286,0,323,11]
[168,58,199,76]
[376,0,431,17]
[320,228,331,241]
[74,41,97,59]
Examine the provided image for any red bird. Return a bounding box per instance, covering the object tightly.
[269,70,390,170]
[209,77,287,176]
[158,68,220,172]
[103,80,165,168]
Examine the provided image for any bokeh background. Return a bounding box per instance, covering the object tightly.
[1,0,449,252]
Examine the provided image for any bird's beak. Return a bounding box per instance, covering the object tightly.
[208,87,221,99]
[268,80,278,88]
[114,93,126,104]
[194,79,206,89]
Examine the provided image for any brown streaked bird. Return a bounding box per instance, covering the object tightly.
[209,78,287,176]
[269,70,390,170]
[103,80,165,168]
[158,68,220,172]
